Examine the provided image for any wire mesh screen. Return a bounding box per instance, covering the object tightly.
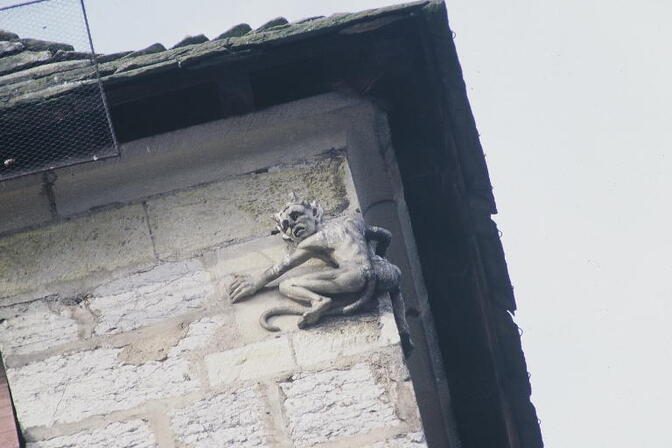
[0,0,117,181]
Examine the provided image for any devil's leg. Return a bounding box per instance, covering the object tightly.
[278,268,366,327]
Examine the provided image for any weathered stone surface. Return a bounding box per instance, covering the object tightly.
[0,41,23,57]
[7,348,198,428]
[0,297,79,356]
[206,336,294,386]
[90,261,214,335]
[0,205,155,299]
[27,420,157,448]
[0,50,51,75]
[146,156,350,259]
[367,432,427,448]
[280,364,400,446]
[216,23,252,39]
[171,34,209,49]
[170,387,265,447]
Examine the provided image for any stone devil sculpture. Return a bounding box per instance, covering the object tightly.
[228,193,413,354]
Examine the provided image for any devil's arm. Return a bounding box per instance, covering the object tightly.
[229,248,314,303]
[258,248,313,285]
[365,225,392,256]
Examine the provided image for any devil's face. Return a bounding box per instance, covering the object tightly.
[275,204,320,242]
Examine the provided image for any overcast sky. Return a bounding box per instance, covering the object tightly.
[2,0,671,446]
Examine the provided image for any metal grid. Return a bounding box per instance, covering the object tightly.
[0,0,117,181]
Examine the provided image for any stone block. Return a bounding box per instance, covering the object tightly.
[90,261,214,335]
[170,387,265,447]
[169,315,230,356]
[205,336,294,386]
[280,363,400,446]
[6,348,198,428]
[0,297,79,356]
[0,205,154,299]
[26,420,157,448]
[146,155,351,259]
[366,432,428,448]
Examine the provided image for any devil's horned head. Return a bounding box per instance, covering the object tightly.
[273,192,324,243]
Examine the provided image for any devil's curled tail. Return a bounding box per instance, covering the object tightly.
[260,306,305,332]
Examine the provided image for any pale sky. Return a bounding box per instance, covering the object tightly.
[2,0,671,446]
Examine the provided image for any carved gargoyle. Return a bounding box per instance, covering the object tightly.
[227,193,413,354]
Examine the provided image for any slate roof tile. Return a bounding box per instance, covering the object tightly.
[122,42,166,58]
[215,23,252,39]
[170,34,209,49]
[0,41,23,57]
[255,17,288,31]
[0,50,51,76]
[0,30,19,40]
[17,38,74,52]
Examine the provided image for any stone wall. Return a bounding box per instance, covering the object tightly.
[0,95,430,447]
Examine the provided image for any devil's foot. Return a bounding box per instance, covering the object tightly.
[298,311,321,329]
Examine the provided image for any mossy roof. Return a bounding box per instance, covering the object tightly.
[0,1,428,110]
